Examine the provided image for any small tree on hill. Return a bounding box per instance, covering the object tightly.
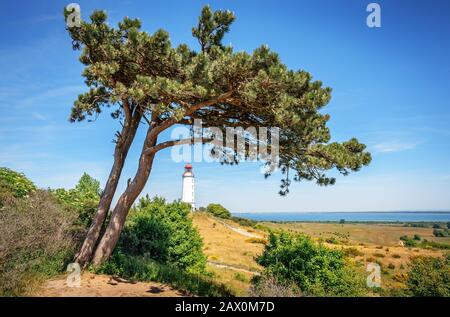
[206,203,231,219]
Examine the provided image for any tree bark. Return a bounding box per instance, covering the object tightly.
[91,130,158,266]
[75,107,142,268]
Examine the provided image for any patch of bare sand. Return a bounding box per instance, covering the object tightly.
[35,272,186,297]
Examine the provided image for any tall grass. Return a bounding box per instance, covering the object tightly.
[96,252,234,297]
[0,190,81,296]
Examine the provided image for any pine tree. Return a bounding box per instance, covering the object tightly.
[65,6,371,266]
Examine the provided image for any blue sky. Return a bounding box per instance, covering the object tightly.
[1,0,450,212]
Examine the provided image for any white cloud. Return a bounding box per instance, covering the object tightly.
[372,141,417,153]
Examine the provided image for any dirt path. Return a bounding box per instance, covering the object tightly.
[35,272,185,297]
[214,218,264,239]
[207,261,261,276]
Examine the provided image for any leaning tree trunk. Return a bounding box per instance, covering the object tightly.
[91,133,158,266]
[75,110,142,268]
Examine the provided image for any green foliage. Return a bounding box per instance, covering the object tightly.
[400,235,418,247]
[413,234,421,240]
[0,190,80,296]
[53,173,101,228]
[192,5,235,53]
[407,256,450,297]
[234,272,248,283]
[256,232,366,296]
[401,235,450,250]
[231,216,258,227]
[64,5,371,195]
[245,238,267,244]
[206,203,231,219]
[0,167,36,205]
[118,195,206,273]
[433,229,450,237]
[97,252,233,297]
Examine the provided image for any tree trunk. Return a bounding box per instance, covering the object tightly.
[91,132,158,266]
[75,110,142,268]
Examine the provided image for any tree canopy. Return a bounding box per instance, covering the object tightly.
[65,5,371,195]
[206,203,231,219]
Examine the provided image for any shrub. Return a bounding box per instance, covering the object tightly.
[206,203,231,219]
[0,190,79,296]
[400,235,418,247]
[387,263,395,270]
[256,232,366,296]
[118,195,206,273]
[373,253,385,258]
[250,274,302,297]
[392,254,401,259]
[413,234,421,241]
[407,256,450,297]
[433,229,450,238]
[0,167,36,206]
[231,216,258,228]
[245,238,267,244]
[344,247,364,257]
[52,173,100,228]
[234,272,248,282]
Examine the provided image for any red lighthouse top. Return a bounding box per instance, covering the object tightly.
[183,163,194,177]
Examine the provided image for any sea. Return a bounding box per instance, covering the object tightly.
[232,212,450,223]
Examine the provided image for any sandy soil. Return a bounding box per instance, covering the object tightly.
[35,272,185,297]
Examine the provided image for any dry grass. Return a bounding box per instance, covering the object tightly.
[192,215,448,295]
[192,213,265,272]
[206,265,254,296]
[260,221,450,246]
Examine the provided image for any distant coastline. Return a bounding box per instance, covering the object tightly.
[232,211,450,222]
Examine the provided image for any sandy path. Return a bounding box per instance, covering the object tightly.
[35,272,185,297]
[207,261,261,276]
[214,218,263,239]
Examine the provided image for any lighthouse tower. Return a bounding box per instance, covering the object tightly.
[181,163,195,210]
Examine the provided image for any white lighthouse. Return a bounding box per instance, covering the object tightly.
[181,163,195,210]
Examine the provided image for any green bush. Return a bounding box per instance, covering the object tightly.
[256,232,366,296]
[0,167,36,206]
[206,203,231,219]
[0,190,80,296]
[407,256,450,297]
[433,229,450,238]
[230,216,258,228]
[52,172,100,228]
[118,195,206,273]
[344,247,364,257]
